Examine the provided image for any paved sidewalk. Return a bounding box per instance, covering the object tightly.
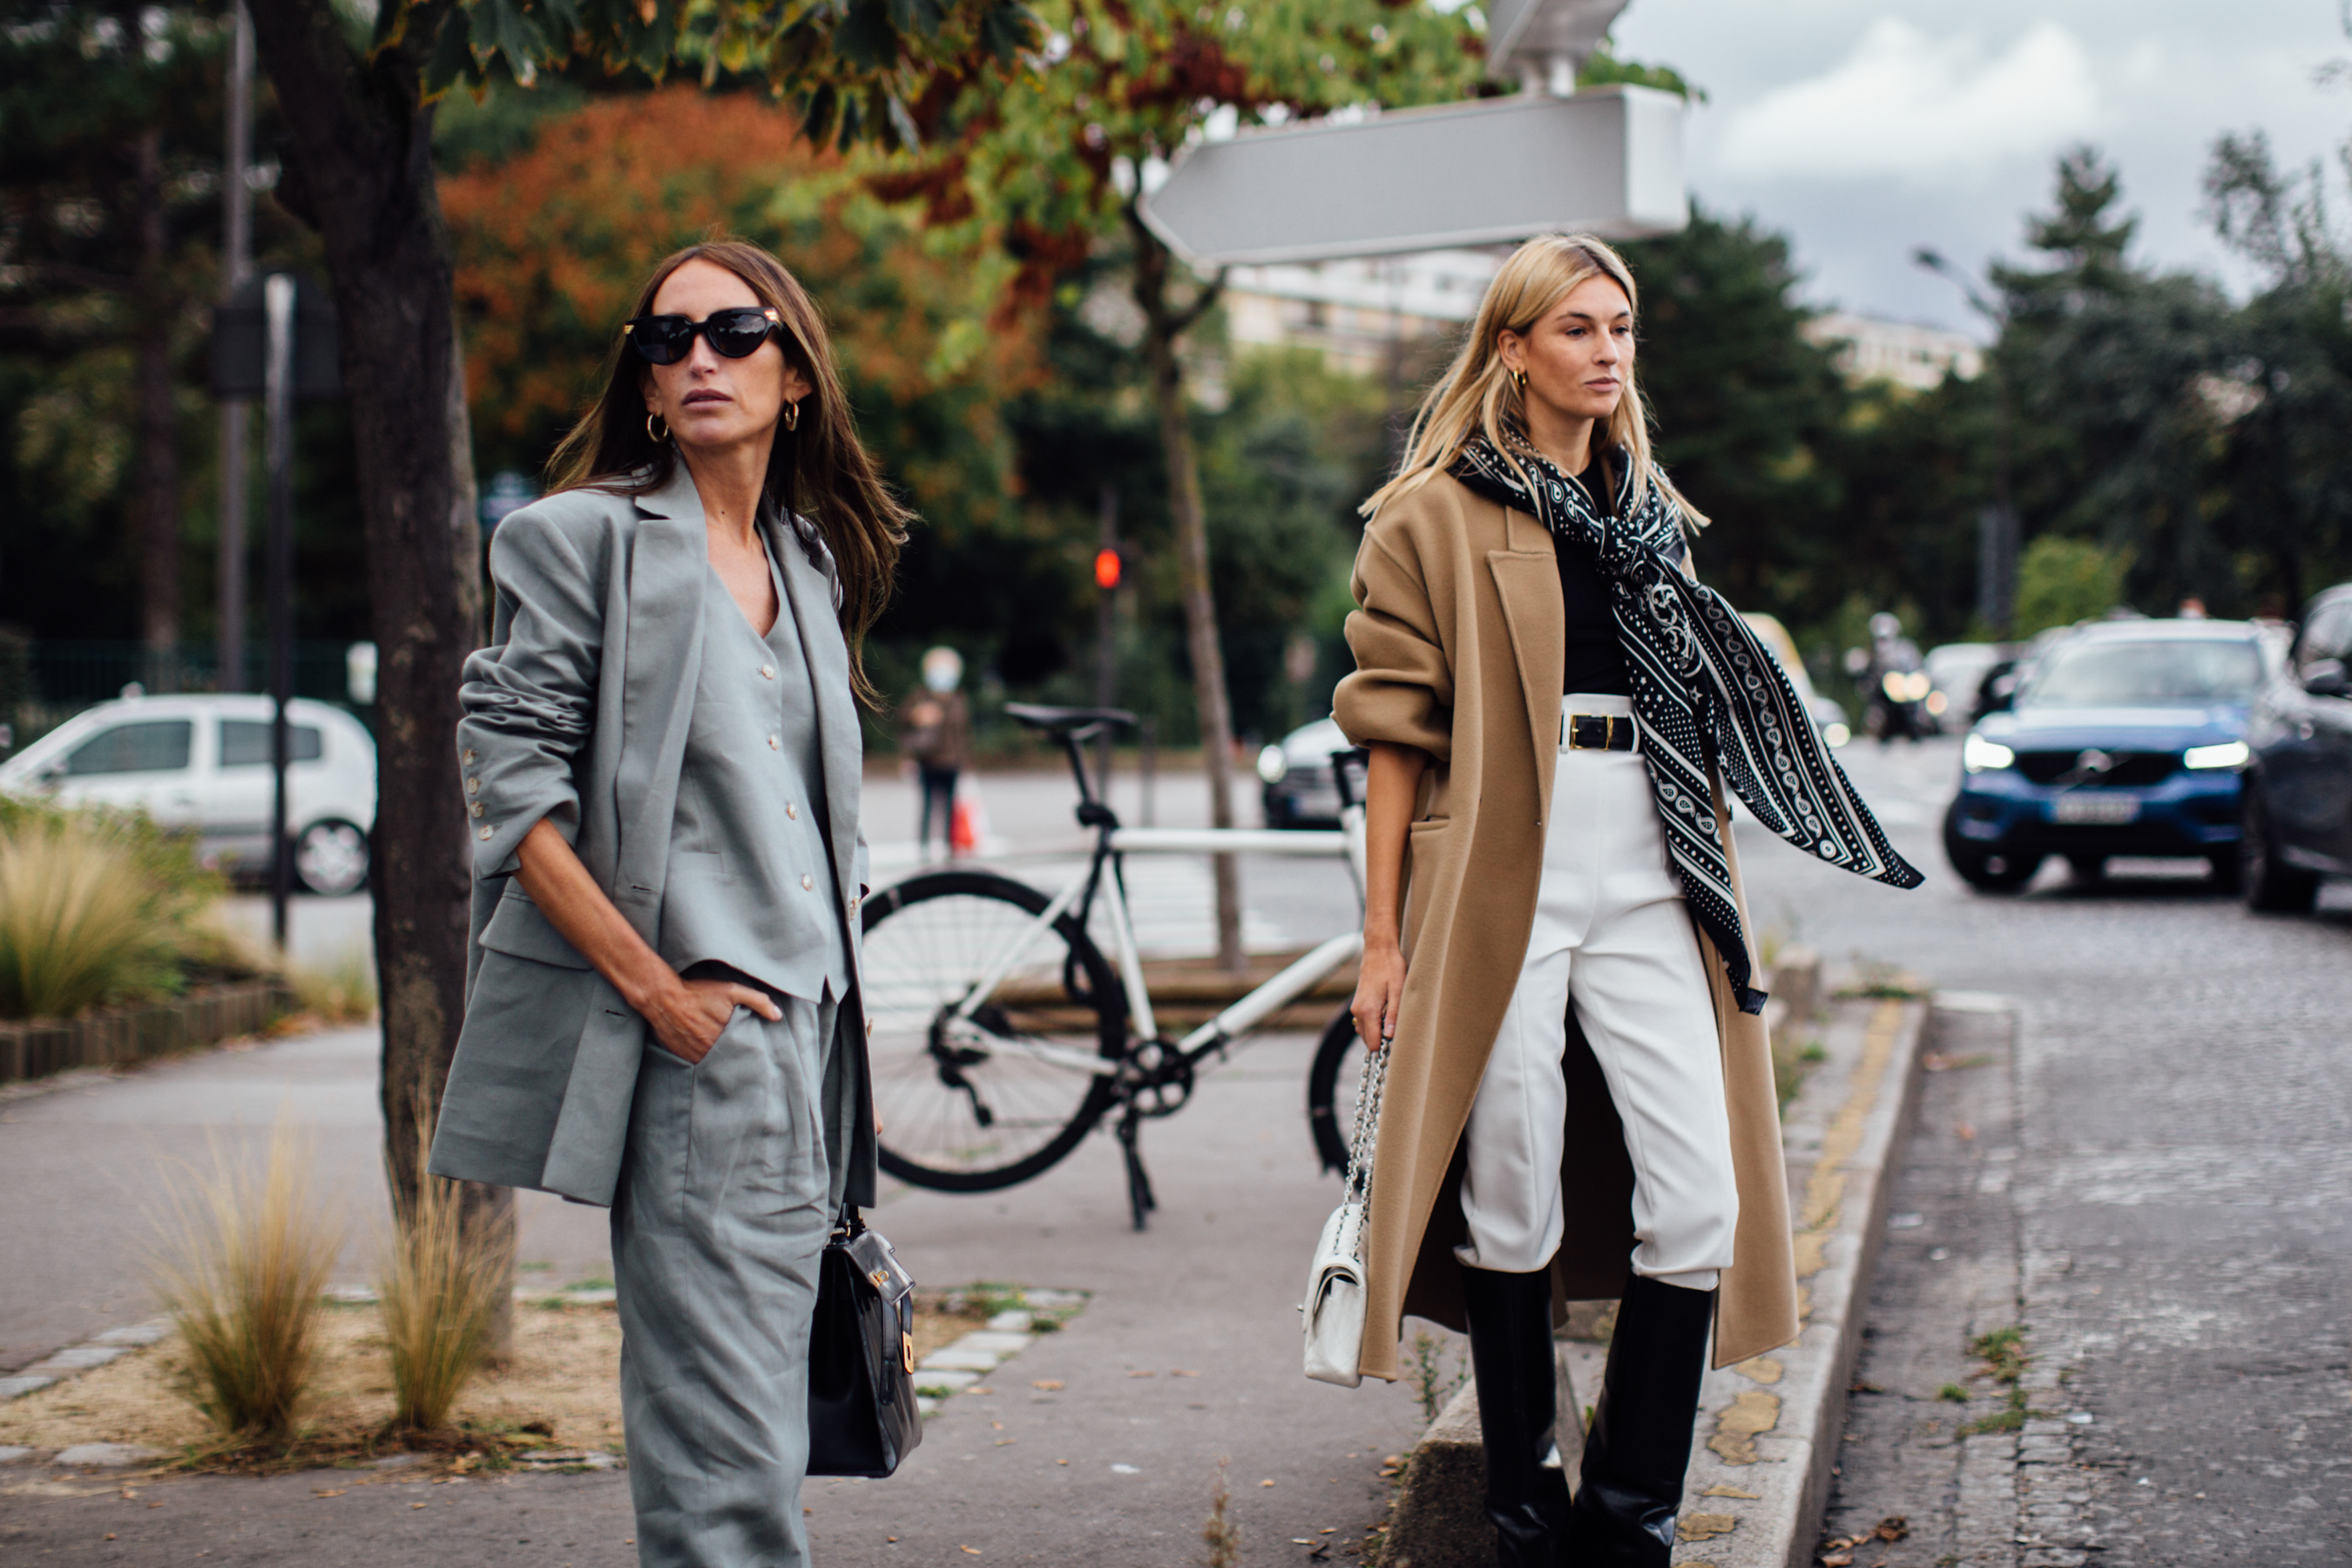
[0,1024,1430,1566]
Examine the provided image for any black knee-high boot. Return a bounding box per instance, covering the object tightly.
[1565,1274,1715,1565]
[1461,1265,1572,1567]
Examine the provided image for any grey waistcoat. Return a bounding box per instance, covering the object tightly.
[660,555,851,1001]
[428,463,874,1209]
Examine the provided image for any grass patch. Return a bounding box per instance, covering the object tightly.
[1957,1325,2038,1436]
[1835,957,1931,1000]
[1936,1382,1970,1402]
[1202,1456,1240,1568]
[376,1104,512,1436]
[1970,1326,2029,1384]
[0,1289,1052,1472]
[1960,1405,2028,1436]
[145,1119,343,1445]
[0,804,224,1019]
[1772,1031,1828,1112]
[1406,1329,1469,1427]
[287,947,377,1024]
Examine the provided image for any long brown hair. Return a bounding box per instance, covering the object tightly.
[545,239,910,704]
[1362,233,1705,530]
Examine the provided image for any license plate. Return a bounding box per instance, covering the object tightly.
[2052,793,2139,825]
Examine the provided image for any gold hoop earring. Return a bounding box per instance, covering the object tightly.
[646,411,669,443]
[783,399,800,433]
[1512,368,1527,393]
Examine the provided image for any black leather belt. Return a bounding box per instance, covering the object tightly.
[1563,713,1638,752]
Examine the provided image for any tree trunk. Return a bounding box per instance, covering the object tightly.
[1130,221,1242,971]
[244,0,510,1348]
[133,125,180,688]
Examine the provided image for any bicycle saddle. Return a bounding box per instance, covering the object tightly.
[1004,702,1138,734]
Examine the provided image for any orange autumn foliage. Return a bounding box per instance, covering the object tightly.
[440,86,1044,510]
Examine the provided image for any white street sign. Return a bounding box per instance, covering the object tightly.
[1138,85,1686,267]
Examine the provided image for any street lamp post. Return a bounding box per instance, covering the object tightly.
[216,0,253,693]
[263,274,296,952]
[1914,247,2017,642]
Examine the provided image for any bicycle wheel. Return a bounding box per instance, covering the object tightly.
[861,869,1125,1191]
[1305,1005,1370,1174]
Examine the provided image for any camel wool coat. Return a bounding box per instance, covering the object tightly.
[1333,470,1800,1381]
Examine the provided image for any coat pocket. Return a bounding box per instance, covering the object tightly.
[479,883,593,970]
[1401,817,1456,956]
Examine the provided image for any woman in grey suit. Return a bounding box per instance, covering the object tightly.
[430,239,909,1567]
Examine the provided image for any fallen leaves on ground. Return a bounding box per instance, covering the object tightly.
[1820,1515,1909,1564]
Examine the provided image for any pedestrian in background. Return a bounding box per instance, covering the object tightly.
[901,645,971,857]
[1338,234,1921,1566]
[430,238,908,1568]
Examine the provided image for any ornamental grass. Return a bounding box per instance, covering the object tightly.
[147,1118,343,1443]
[0,800,223,1020]
[377,1100,513,1435]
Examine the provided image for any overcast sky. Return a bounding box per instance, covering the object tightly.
[1605,0,2352,333]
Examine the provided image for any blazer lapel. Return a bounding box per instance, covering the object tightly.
[767,513,862,903]
[612,465,708,939]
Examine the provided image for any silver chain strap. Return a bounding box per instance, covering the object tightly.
[1339,1038,1389,1211]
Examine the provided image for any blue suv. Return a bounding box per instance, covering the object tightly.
[1942,619,2268,890]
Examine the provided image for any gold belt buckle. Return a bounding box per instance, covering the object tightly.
[1565,713,1621,750]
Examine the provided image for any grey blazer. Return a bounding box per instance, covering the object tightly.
[427,463,875,1209]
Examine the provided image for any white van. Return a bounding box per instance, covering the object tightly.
[0,693,376,895]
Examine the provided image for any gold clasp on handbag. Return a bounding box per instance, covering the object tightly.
[869,1268,890,1288]
[901,1332,915,1373]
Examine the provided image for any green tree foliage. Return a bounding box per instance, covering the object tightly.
[1620,209,1848,618]
[2013,534,2131,636]
[1991,148,2234,616]
[977,263,1392,745]
[2201,130,2352,613]
[0,3,229,648]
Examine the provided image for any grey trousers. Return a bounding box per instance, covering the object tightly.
[614,995,838,1568]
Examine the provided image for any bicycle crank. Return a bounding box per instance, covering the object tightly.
[1118,1037,1195,1119]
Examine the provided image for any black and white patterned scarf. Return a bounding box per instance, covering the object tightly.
[1450,434,1923,1013]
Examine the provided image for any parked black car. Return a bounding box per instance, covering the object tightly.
[2240,583,2352,911]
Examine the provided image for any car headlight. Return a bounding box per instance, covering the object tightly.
[1963,733,2016,773]
[1256,744,1289,784]
[2182,740,2249,771]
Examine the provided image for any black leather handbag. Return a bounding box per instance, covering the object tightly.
[806,1205,923,1478]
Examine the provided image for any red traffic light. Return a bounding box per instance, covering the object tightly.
[1093,547,1122,591]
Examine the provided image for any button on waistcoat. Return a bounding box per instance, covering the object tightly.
[657,551,851,1001]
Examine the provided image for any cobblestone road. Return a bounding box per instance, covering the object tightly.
[1743,739,2352,1568]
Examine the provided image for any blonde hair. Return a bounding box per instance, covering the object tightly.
[1362,233,1706,529]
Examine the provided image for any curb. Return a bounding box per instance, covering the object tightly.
[1380,1346,1587,1568]
[1675,992,1930,1568]
[1378,983,1933,1568]
[0,1320,171,1402]
[0,979,294,1088]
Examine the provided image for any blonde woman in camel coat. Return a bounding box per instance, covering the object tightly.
[1335,235,1919,1567]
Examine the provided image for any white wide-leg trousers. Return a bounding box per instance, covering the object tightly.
[1456,693,1740,1291]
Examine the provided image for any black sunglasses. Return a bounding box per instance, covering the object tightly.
[623,306,782,365]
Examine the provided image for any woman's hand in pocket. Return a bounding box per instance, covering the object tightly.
[1352,941,1406,1053]
[645,974,782,1064]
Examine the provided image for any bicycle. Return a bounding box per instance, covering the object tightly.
[858,703,1382,1228]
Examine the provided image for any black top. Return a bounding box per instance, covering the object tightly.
[1557,451,1630,695]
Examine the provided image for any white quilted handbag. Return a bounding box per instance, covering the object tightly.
[1301,1040,1389,1387]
